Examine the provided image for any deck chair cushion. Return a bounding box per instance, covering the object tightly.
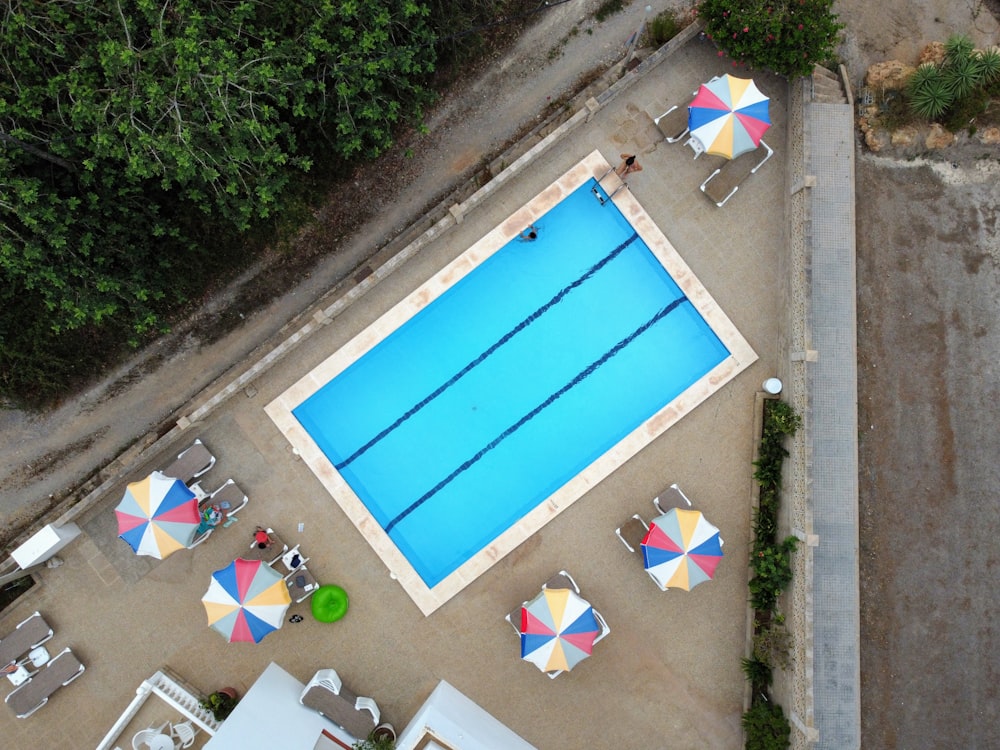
[654,106,689,142]
[0,612,53,667]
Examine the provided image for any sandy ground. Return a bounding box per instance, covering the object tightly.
[2,0,1000,748]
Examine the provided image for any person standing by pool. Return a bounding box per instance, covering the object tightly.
[519,224,539,241]
[616,154,643,178]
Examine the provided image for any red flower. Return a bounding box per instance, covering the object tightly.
[743,26,749,32]
[718,50,724,57]
[798,23,804,29]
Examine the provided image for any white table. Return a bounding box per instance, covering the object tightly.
[145,734,174,750]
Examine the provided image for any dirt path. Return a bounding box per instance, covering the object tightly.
[856,153,1000,749]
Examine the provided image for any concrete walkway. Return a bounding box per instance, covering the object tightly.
[804,101,861,748]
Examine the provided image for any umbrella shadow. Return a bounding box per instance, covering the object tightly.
[80,507,158,585]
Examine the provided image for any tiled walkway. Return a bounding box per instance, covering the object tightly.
[806,102,861,749]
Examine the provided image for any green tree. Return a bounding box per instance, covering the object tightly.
[0,0,437,337]
[699,0,843,78]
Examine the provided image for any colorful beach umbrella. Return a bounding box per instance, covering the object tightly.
[642,508,724,591]
[202,558,292,643]
[115,471,200,559]
[688,75,771,159]
[520,587,599,673]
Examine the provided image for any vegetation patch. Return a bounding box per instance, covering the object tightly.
[742,398,801,749]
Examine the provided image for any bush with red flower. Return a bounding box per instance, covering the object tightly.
[698,0,843,77]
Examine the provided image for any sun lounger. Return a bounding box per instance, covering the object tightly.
[0,612,53,668]
[615,514,650,553]
[286,565,320,603]
[245,527,287,564]
[504,603,525,635]
[542,570,580,594]
[5,647,84,718]
[653,483,693,515]
[161,438,216,483]
[299,669,378,739]
[208,478,249,517]
[700,140,774,207]
[653,105,689,143]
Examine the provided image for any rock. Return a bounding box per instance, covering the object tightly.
[865,127,889,153]
[925,124,954,149]
[918,42,946,66]
[980,126,1000,145]
[865,60,915,91]
[890,126,919,147]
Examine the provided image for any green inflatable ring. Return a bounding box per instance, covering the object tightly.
[311,584,349,623]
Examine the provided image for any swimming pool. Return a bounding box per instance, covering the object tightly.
[267,151,756,614]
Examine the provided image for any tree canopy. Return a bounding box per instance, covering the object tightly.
[1,0,437,338]
[699,0,843,78]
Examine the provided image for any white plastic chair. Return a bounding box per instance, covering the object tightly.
[684,136,705,158]
[170,720,197,748]
[307,668,342,695]
[355,695,380,725]
[131,724,168,750]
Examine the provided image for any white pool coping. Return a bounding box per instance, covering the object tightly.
[265,150,757,615]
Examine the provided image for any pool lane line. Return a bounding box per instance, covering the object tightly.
[384,294,690,534]
[333,230,641,471]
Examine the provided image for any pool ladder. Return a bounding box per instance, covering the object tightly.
[592,165,630,205]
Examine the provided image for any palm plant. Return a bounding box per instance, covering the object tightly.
[945,53,983,101]
[907,63,952,120]
[977,48,1000,85]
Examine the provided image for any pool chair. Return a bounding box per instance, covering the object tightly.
[5,647,85,719]
[653,483,693,515]
[542,570,580,594]
[208,478,249,518]
[161,438,216,484]
[700,140,774,207]
[615,514,650,553]
[170,719,199,748]
[504,602,526,635]
[683,136,705,158]
[653,105,689,143]
[246,527,288,564]
[0,611,53,668]
[286,565,320,603]
[592,609,611,644]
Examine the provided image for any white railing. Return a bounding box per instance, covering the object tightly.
[95,669,221,750]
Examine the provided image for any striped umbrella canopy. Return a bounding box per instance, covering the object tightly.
[520,587,599,673]
[202,558,292,643]
[688,75,771,159]
[115,471,200,559]
[642,508,724,591]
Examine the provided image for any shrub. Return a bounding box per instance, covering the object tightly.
[698,0,844,78]
[647,9,684,47]
[741,656,774,692]
[907,64,952,120]
[749,536,799,610]
[742,701,792,750]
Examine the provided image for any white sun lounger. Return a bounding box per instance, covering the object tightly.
[700,140,774,207]
[5,647,85,718]
[0,612,53,668]
[161,438,216,483]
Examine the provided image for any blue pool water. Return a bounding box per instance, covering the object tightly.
[294,180,729,587]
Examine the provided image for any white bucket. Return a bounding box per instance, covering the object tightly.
[763,377,783,395]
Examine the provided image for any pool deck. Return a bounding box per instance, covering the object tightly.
[0,37,790,749]
[267,150,757,615]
